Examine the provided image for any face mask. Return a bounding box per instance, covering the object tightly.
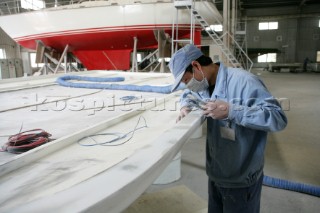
[186,69,209,92]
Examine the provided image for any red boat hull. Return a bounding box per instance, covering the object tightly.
[18,26,201,70]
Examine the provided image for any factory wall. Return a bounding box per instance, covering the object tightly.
[296,17,320,63]
[244,5,320,65]
[246,16,319,64]
[247,18,297,63]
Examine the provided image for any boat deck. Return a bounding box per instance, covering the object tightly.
[0,71,204,212]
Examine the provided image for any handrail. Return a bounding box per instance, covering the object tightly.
[221,31,253,72]
[194,1,253,72]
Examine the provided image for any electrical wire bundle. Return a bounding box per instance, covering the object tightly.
[1,129,52,154]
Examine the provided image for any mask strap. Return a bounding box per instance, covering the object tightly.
[193,67,205,81]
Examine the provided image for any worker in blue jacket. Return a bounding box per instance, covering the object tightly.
[169,44,287,213]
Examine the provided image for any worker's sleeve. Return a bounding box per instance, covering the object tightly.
[179,89,193,109]
[228,76,287,132]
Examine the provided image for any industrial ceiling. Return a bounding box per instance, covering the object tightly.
[215,0,320,10]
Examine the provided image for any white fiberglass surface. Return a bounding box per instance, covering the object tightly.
[0,72,176,161]
[0,95,182,211]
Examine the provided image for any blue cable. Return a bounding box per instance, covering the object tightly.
[120,96,139,102]
[77,116,148,147]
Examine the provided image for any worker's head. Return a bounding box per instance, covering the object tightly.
[169,44,212,92]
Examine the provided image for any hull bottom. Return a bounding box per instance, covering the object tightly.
[18,28,201,70]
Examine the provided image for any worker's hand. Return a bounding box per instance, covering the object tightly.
[176,106,191,123]
[202,100,229,120]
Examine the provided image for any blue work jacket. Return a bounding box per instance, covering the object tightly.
[180,62,287,188]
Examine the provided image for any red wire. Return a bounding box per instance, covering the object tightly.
[1,129,52,154]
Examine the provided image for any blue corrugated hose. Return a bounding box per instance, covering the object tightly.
[263,175,320,197]
[56,75,184,94]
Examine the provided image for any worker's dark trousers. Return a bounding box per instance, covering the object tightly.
[208,174,263,213]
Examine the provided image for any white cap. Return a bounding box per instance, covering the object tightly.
[169,44,203,92]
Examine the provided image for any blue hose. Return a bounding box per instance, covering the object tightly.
[56,75,183,94]
[263,175,320,197]
[57,75,126,83]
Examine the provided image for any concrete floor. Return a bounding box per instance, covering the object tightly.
[132,69,320,212]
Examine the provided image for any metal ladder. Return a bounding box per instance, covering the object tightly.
[234,21,253,71]
[172,0,252,71]
[171,0,195,54]
[191,9,242,68]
